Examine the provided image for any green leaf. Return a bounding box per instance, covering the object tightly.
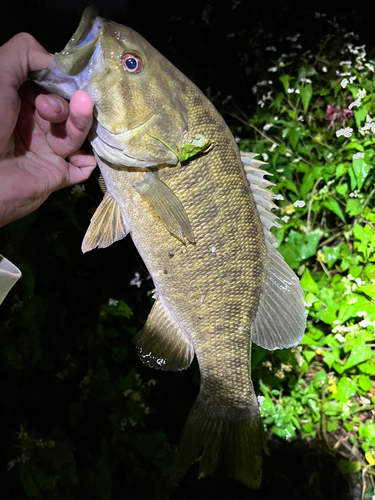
[279,75,292,93]
[336,183,348,196]
[338,459,361,475]
[2,346,25,370]
[299,84,313,113]
[300,268,318,293]
[278,229,322,269]
[348,167,357,190]
[178,132,213,161]
[352,156,371,191]
[20,466,39,500]
[322,349,340,369]
[357,284,375,298]
[346,198,362,217]
[335,375,357,403]
[344,337,373,371]
[322,198,346,222]
[358,374,372,392]
[353,103,372,129]
[322,245,342,269]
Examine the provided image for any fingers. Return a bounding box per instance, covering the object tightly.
[0,33,52,89]
[63,154,97,187]
[41,90,94,158]
[35,94,69,125]
[0,33,52,153]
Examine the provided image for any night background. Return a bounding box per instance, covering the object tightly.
[1,0,375,499]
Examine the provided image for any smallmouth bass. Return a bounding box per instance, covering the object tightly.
[32,7,306,488]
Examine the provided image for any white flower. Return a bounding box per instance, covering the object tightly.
[295,89,300,94]
[70,184,86,196]
[341,78,349,88]
[336,127,353,138]
[268,66,277,72]
[300,77,312,83]
[263,123,273,131]
[294,200,306,208]
[262,153,269,161]
[365,62,375,72]
[297,115,305,121]
[286,34,300,42]
[266,46,277,52]
[349,76,356,83]
[281,215,290,223]
[340,60,352,67]
[287,88,295,93]
[322,66,327,73]
[257,396,265,405]
[353,152,365,159]
[349,100,360,109]
[130,272,143,288]
[279,61,285,68]
[108,298,118,306]
[276,168,284,173]
[334,333,346,343]
[357,310,368,317]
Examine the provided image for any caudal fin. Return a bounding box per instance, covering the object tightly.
[171,391,263,489]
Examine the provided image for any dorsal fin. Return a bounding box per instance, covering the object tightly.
[241,151,307,349]
[137,299,194,371]
[241,151,282,248]
[82,192,129,253]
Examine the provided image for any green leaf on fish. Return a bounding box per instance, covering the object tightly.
[146,131,213,163]
[177,131,213,162]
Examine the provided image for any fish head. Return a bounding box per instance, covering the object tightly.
[31,7,189,167]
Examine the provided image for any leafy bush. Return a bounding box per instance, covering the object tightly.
[241,22,375,493]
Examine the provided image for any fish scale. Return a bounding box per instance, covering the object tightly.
[31,6,306,489]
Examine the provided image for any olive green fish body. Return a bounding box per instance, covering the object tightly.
[31,7,306,488]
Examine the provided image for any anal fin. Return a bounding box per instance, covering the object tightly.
[137,299,194,371]
[82,192,129,253]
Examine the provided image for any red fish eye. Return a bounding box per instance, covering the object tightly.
[121,54,143,74]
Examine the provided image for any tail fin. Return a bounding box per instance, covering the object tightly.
[171,390,263,489]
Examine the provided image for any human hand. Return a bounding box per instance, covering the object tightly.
[0,33,96,228]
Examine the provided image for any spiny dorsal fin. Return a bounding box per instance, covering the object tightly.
[241,151,282,248]
[241,151,307,349]
[251,240,307,350]
[82,192,129,253]
[133,170,195,244]
[137,299,194,371]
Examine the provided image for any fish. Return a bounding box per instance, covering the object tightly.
[31,7,307,488]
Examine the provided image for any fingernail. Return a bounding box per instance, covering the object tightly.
[48,96,64,114]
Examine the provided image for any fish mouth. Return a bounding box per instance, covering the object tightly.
[54,6,103,76]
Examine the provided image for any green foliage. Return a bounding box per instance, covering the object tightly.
[245,23,375,481]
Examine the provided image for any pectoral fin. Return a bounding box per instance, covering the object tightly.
[82,192,129,253]
[137,299,195,371]
[251,240,307,350]
[133,171,195,243]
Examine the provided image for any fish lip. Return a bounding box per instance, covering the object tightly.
[55,7,103,76]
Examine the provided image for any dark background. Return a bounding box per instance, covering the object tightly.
[1,1,374,499]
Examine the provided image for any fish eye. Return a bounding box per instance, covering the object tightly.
[121,53,143,74]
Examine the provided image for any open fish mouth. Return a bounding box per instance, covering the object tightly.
[54,6,102,76]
